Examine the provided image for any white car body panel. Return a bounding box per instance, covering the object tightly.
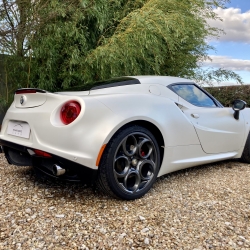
[182,107,245,154]
[1,95,121,169]
[0,76,249,181]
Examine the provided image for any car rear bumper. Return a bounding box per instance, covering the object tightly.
[0,139,98,184]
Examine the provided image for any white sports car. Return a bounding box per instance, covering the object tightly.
[0,76,249,200]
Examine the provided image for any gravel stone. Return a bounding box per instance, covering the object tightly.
[55,214,65,218]
[139,215,145,221]
[141,228,149,233]
[239,236,246,241]
[0,154,250,249]
[25,208,32,214]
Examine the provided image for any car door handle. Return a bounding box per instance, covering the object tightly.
[191,113,199,118]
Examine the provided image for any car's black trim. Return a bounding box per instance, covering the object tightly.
[60,77,141,92]
[168,82,224,108]
[0,139,28,153]
[0,139,97,184]
[90,77,140,90]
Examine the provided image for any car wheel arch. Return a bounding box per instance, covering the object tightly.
[102,120,165,171]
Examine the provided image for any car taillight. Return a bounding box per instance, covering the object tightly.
[60,101,81,125]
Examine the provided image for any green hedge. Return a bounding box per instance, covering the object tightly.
[205,85,250,107]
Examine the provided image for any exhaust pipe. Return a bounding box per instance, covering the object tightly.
[52,164,66,176]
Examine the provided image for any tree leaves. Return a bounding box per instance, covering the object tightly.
[0,0,240,94]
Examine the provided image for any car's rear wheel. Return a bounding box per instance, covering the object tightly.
[96,125,160,200]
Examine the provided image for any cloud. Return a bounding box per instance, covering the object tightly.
[203,55,250,71]
[208,8,250,43]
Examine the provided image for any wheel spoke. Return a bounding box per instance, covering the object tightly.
[114,156,130,178]
[138,138,153,159]
[137,160,155,181]
[123,170,141,193]
[138,180,148,189]
[122,135,137,156]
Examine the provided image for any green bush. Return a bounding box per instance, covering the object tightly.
[205,85,250,107]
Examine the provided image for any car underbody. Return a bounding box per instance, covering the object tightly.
[1,140,97,184]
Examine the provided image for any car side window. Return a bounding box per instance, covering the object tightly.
[170,84,217,107]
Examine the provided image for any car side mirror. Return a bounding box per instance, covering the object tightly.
[232,99,246,120]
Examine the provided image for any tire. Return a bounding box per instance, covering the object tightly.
[241,132,250,163]
[96,125,160,200]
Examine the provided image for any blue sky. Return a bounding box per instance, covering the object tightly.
[203,0,250,85]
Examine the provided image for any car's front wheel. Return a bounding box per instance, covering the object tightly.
[241,132,250,163]
[96,125,160,200]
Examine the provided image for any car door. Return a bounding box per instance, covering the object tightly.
[169,83,245,154]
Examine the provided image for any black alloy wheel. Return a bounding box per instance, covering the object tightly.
[96,125,160,200]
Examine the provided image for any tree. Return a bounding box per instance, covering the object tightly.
[0,0,53,56]
[0,0,54,110]
[0,0,242,95]
[0,0,42,108]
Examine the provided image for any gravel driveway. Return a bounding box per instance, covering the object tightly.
[0,153,249,249]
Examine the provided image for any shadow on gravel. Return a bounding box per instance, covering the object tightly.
[13,166,102,202]
[6,158,249,203]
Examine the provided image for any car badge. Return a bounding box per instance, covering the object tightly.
[20,96,25,105]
